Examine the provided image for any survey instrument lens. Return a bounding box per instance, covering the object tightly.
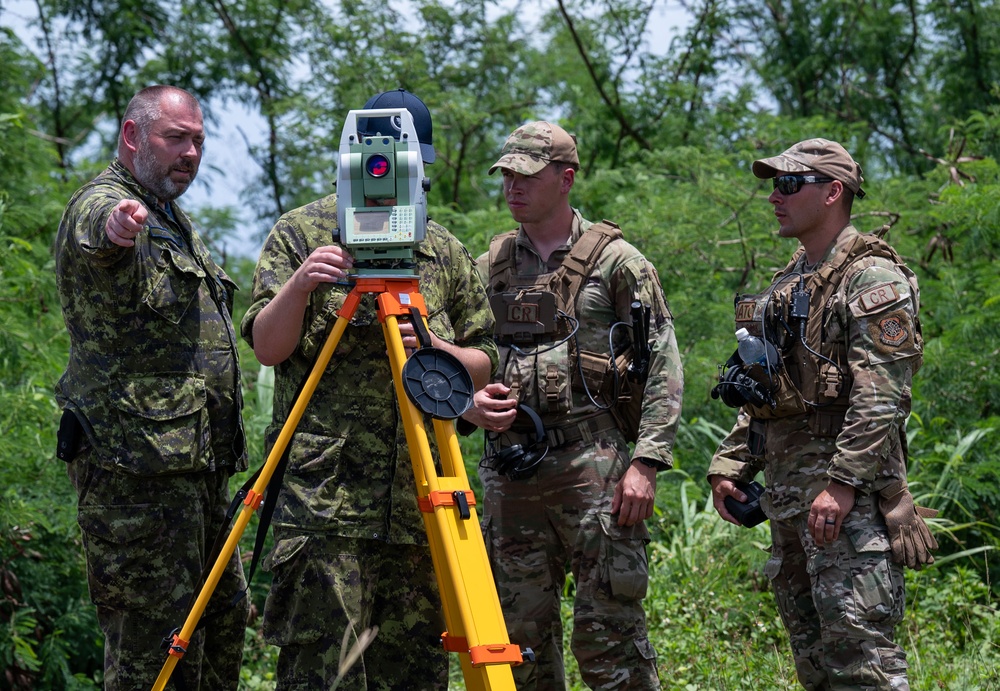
[366,153,390,178]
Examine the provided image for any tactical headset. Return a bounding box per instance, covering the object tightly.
[491,404,549,481]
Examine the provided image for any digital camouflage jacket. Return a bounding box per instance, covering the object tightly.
[241,193,498,544]
[55,159,247,476]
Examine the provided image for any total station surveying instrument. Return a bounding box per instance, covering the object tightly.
[152,106,527,690]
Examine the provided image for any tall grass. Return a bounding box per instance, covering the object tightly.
[443,476,1000,690]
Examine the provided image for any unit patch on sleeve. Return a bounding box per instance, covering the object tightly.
[867,310,913,353]
[856,282,901,313]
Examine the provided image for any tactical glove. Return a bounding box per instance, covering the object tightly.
[879,485,939,570]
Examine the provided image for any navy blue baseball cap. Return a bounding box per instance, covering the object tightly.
[357,88,435,164]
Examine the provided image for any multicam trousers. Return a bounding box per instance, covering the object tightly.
[765,494,908,691]
[481,436,659,690]
[69,457,248,690]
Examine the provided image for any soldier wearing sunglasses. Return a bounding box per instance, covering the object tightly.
[707,139,935,690]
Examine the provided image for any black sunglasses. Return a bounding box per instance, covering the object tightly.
[772,174,835,195]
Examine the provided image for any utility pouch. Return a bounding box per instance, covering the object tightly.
[576,348,642,443]
[56,409,83,462]
[576,349,630,396]
[743,366,806,419]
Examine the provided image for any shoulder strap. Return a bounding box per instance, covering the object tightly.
[780,231,899,293]
[815,232,908,293]
[487,220,624,319]
[806,231,917,357]
[550,219,624,317]
[487,229,519,294]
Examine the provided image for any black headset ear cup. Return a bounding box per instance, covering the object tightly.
[493,404,549,480]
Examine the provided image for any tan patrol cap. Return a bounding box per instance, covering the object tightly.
[752,138,866,198]
[488,121,580,176]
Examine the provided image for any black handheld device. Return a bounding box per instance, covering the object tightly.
[723,480,767,528]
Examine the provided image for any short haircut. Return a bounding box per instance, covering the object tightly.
[551,160,580,174]
[119,85,200,146]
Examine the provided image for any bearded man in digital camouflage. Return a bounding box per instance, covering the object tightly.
[462,121,684,689]
[54,85,249,689]
[241,88,499,689]
[708,138,935,690]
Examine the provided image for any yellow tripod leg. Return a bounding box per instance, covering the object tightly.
[151,314,351,691]
[382,313,518,690]
[153,275,520,690]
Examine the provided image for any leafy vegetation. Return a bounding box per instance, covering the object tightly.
[2,0,999,688]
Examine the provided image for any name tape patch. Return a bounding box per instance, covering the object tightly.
[735,300,756,322]
[857,282,900,313]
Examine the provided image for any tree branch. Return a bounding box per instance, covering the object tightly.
[556,0,651,150]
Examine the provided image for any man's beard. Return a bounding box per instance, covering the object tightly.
[133,145,196,202]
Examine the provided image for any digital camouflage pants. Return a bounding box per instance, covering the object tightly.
[69,457,248,690]
[481,436,659,690]
[766,494,908,690]
[261,533,448,690]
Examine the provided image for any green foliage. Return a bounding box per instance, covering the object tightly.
[0,223,99,681]
[903,565,1000,688]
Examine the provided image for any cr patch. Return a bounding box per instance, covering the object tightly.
[857,282,901,313]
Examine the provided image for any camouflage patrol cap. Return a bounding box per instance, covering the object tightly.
[752,138,866,198]
[488,121,579,175]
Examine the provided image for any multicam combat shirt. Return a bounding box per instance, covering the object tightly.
[241,193,498,544]
[710,225,922,519]
[478,210,683,468]
[54,159,246,475]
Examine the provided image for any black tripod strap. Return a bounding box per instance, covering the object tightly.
[241,443,289,602]
[200,468,261,587]
[409,306,432,348]
[188,448,289,633]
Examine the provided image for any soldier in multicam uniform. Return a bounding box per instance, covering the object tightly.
[462,121,683,689]
[240,89,498,689]
[54,85,249,689]
[708,139,937,690]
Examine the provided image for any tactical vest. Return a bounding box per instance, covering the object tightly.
[487,220,639,427]
[488,220,623,329]
[735,229,922,436]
